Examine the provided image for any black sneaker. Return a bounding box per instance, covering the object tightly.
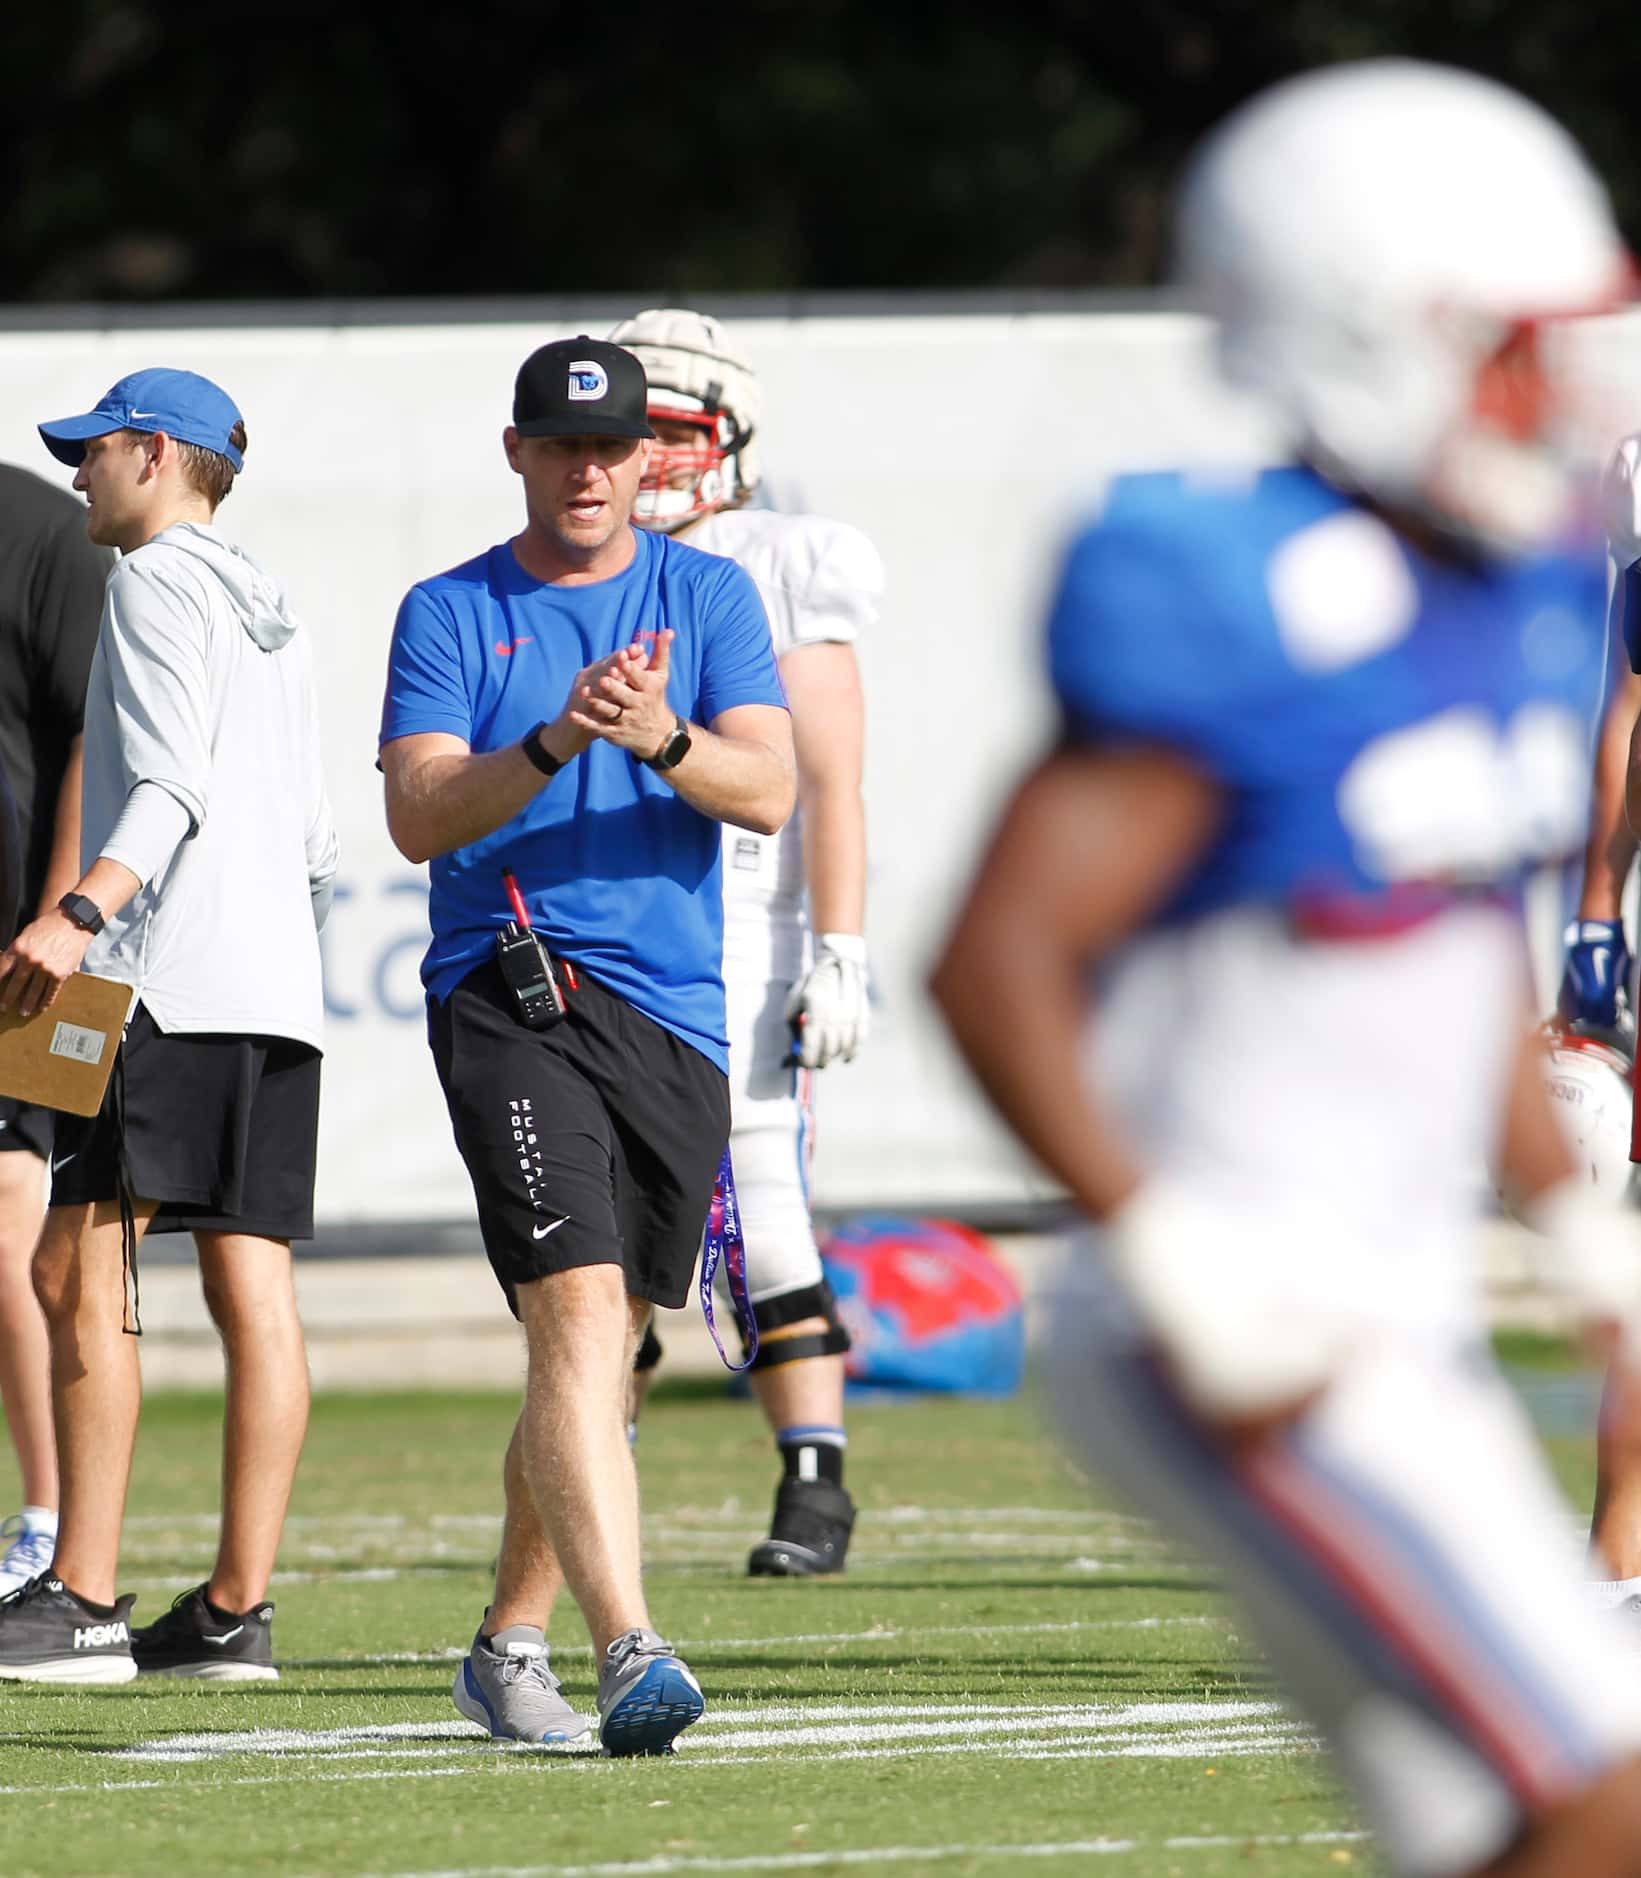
[132,1585,277,1682]
[0,1574,137,1683]
[747,1477,856,1577]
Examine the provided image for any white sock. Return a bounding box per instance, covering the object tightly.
[1586,1575,1641,1607]
[19,1506,57,1535]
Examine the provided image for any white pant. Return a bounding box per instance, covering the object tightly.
[726,973,821,1307]
[1046,1258,1641,1878]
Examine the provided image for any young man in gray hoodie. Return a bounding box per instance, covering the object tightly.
[0,369,338,1684]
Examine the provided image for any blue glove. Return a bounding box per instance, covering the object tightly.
[1557,919,1634,1030]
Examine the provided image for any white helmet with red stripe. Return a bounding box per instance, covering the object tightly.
[606,308,762,530]
[1174,59,1629,550]
[1536,1021,1637,1203]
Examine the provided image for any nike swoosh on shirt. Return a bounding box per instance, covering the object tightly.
[532,1217,569,1241]
[494,637,534,656]
[203,1626,245,1645]
[51,1152,76,1172]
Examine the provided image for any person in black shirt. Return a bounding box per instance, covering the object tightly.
[0,463,110,1595]
[0,755,19,952]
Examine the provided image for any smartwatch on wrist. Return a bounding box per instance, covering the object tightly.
[58,891,105,936]
[521,722,564,778]
[643,716,693,772]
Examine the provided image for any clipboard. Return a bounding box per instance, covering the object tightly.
[0,973,134,1117]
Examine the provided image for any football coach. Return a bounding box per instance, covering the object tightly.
[379,335,794,1756]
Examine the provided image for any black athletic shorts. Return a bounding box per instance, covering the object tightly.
[50,1003,321,1240]
[0,1096,54,1163]
[428,959,730,1314]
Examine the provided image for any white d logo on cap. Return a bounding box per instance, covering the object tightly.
[567,361,608,401]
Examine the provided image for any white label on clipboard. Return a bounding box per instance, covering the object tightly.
[49,1022,107,1066]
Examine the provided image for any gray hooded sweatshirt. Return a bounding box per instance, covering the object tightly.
[79,521,339,1050]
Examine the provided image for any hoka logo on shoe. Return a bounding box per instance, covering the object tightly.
[74,1621,128,1648]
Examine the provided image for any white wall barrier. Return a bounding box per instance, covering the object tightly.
[0,302,1633,1226]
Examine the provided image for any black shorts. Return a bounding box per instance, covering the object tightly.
[50,1003,321,1240]
[428,959,730,1313]
[0,1096,54,1163]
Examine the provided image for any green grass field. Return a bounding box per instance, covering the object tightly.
[0,1336,1605,1878]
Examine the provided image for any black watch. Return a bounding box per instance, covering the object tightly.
[643,716,692,772]
[521,722,564,778]
[58,891,105,936]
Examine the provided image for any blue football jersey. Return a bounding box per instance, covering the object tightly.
[1047,467,1606,932]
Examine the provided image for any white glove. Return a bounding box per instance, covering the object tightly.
[1523,1176,1641,1340]
[1103,1180,1351,1421]
[784,933,871,1069]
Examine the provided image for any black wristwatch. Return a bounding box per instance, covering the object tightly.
[58,891,105,936]
[521,722,564,778]
[643,716,693,772]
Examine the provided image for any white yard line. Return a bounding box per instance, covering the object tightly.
[105,1697,1307,1770]
[327,1832,1373,1878]
[0,1697,1318,1799]
[0,1722,1319,1795]
[696,1697,1269,1724]
[120,1507,1142,1531]
[100,1723,1308,1771]
[123,1568,422,1591]
[0,1764,482,1798]
[119,1543,1167,1572]
[115,1504,1176,1578]
[113,1696,1284,1758]
[115,1545,1176,1581]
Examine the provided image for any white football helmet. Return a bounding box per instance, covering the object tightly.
[1536,1021,1638,1203]
[607,308,763,530]
[1174,59,1630,551]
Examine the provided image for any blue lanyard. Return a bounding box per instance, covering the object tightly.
[700,1148,758,1371]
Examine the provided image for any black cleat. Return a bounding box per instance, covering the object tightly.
[0,1574,136,1683]
[748,1477,856,1577]
[132,1584,278,1682]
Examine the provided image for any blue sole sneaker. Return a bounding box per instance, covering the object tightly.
[596,1627,704,1756]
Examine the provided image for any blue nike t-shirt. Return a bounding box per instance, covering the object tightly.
[379,527,788,1070]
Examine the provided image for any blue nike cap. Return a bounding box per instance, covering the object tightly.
[38,367,245,471]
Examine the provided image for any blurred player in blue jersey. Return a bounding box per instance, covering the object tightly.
[933,59,1641,1878]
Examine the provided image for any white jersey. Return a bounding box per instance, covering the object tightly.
[1090,901,1525,1339]
[686,508,883,987]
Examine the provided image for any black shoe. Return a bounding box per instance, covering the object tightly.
[0,1574,136,1683]
[748,1477,856,1577]
[132,1584,277,1682]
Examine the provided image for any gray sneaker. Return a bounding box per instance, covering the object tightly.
[452,1624,592,1743]
[596,1626,704,1757]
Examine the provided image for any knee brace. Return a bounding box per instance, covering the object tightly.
[633,1320,665,1373]
[744,1279,851,1372]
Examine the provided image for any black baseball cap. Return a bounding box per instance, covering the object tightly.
[513,336,655,441]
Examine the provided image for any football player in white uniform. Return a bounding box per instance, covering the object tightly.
[934,59,1641,1878]
[1554,433,1641,1045]
[609,307,882,1576]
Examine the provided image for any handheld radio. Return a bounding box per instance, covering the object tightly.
[495,869,575,1030]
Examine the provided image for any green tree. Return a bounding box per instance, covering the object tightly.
[2,3,1635,302]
